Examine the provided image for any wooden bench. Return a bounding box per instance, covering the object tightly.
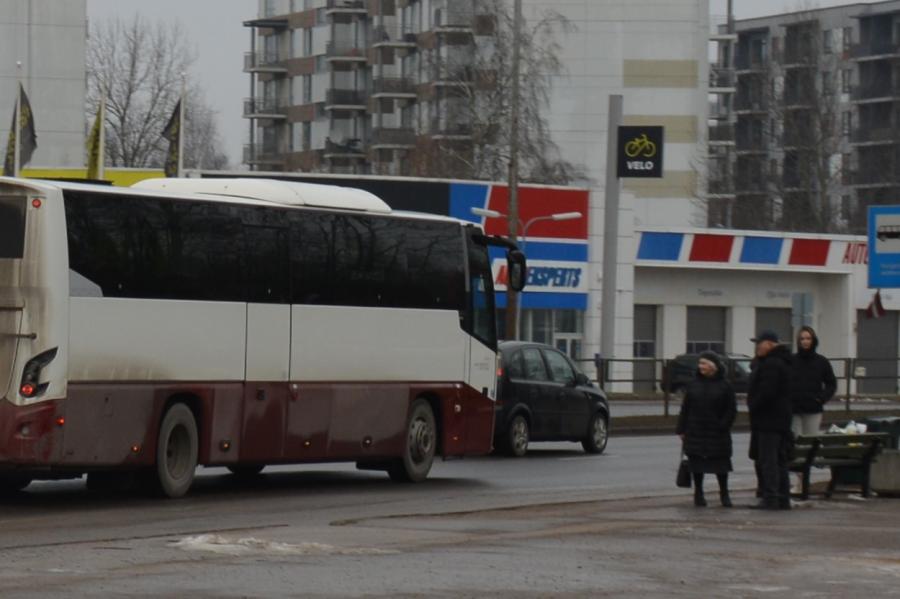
[789,432,889,500]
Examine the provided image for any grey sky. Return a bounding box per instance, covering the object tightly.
[86,1,888,169]
[87,0,254,168]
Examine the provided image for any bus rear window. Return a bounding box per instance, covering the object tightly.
[0,196,26,259]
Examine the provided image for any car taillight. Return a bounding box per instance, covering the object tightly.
[19,347,58,399]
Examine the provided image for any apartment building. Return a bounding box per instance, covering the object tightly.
[243,0,492,175]
[0,0,86,168]
[709,0,900,233]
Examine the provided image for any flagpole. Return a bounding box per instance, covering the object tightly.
[177,72,185,178]
[13,61,21,177]
[98,90,106,180]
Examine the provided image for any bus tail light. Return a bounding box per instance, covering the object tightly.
[19,347,58,399]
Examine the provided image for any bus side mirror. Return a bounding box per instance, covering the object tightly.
[507,250,527,292]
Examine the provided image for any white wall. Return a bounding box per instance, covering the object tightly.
[0,0,86,168]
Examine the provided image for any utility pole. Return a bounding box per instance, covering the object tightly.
[506,0,522,340]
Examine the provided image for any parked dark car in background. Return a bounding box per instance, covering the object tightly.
[665,352,752,397]
[495,341,610,457]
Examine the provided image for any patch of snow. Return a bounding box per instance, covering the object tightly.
[170,534,398,556]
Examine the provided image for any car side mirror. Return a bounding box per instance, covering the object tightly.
[575,372,590,387]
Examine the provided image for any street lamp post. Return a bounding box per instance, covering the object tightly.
[472,207,582,341]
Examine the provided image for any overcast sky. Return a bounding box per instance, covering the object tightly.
[86,1,887,169]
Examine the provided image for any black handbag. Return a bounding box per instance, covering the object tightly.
[676,453,692,488]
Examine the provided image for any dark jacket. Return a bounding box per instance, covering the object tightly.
[676,357,737,459]
[790,335,837,414]
[747,344,792,434]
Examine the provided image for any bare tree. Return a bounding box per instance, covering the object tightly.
[86,15,229,171]
[406,0,585,185]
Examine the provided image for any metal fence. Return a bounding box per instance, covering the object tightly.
[576,356,900,417]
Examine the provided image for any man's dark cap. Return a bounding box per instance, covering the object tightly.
[751,330,779,343]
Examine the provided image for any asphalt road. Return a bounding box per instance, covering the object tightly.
[1,434,898,598]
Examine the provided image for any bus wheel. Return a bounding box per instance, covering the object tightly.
[227,464,264,478]
[0,475,32,494]
[388,400,436,483]
[155,404,198,498]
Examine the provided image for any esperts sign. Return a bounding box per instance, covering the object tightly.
[492,260,588,294]
[617,126,664,179]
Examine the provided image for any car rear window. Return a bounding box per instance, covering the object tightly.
[0,196,26,258]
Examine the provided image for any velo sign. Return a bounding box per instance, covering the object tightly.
[617,126,664,178]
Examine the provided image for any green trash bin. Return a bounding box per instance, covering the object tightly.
[863,416,900,450]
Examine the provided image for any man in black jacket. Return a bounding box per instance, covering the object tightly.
[747,330,793,510]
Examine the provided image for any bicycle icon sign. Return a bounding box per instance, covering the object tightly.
[617,126,664,178]
[624,134,657,159]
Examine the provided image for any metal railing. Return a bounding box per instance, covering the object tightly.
[325,89,366,107]
[243,97,287,117]
[243,51,284,71]
[372,76,416,95]
[580,356,900,417]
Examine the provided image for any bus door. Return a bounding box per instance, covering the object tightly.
[241,224,291,462]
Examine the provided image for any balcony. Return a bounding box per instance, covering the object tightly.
[851,40,900,61]
[708,124,735,144]
[707,177,735,197]
[851,82,900,102]
[372,77,416,98]
[850,126,900,145]
[243,97,288,119]
[782,88,815,109]
[733,96,768,113]
[371,127,416,148]
[433,8,474,32]
[429,123,472,140]
[324,89,367,111]
[325,0,367,15]
[430,66,476,86]
[326,41,367,62]
[243,143,285,165]
[371,24,418,48]
[734,55,768,72]
[852,169,900,188]
[735,134,766,154]
[709,67,736,92]
[243,51,286,73]
[734,176,769,194]
[324,138,366,159]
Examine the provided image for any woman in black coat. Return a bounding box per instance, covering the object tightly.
[676,351,738,507]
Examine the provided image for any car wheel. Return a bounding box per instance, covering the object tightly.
[582,412,609,454]
[154,404,198,498]
[504,414,529,457]
[388,399,436,483]
[227,464,265,478]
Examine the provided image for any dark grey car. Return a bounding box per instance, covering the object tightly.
[494,341,610,457]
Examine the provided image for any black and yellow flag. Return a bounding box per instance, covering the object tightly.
[161,99,182,177]
[3,84,37,177]
[86,96,105,180]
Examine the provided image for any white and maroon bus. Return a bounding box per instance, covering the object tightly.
[0,177,524,497]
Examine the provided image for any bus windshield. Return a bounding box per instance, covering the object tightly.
[0,196,26,259]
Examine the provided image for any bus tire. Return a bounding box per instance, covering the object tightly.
[0,475,32,494]
[227,464,264,478]
[388,399,436,483]
[155,403,198,498]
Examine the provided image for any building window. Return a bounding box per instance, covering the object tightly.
[823,29,833,54]
[686,306,726,355]
[841,69,851,93]
[302,122,311,151]
[822,71,833,92]
[842,26,853,51]
[842,111,851,135]
[304,28,312,56]
[302,74,312,103]
[841,194,853,222]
